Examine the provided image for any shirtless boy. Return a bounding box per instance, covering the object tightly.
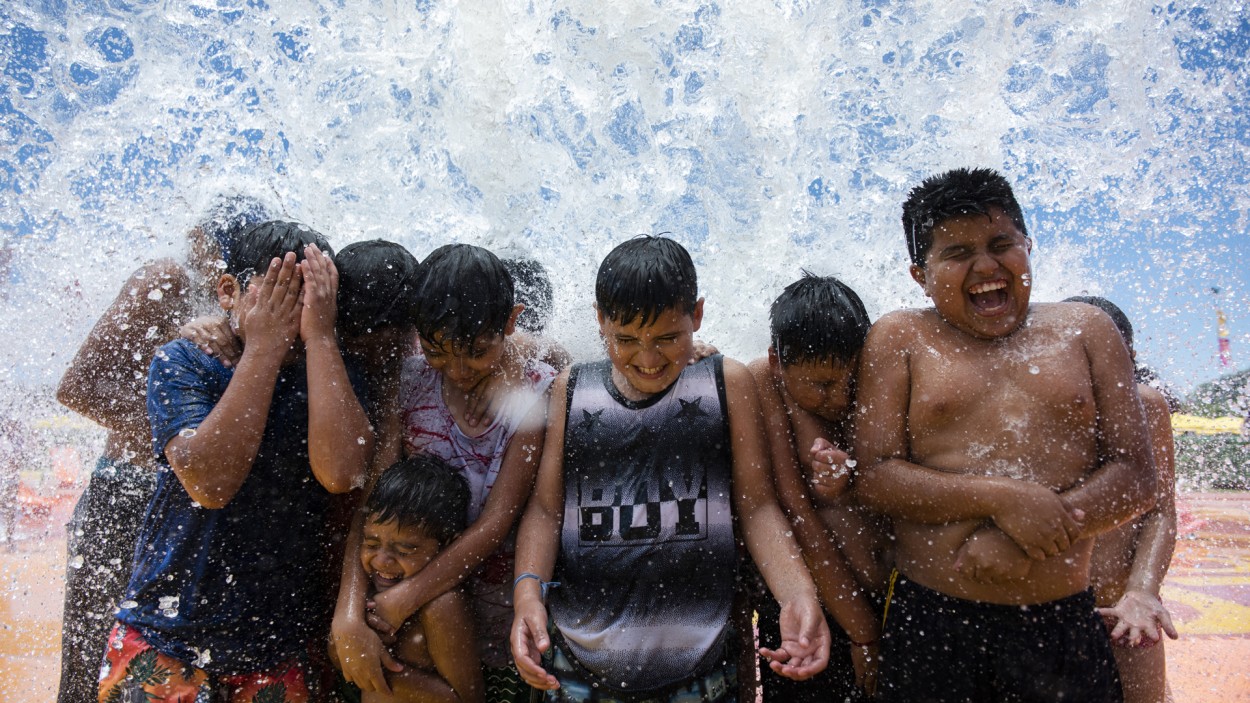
[854,167,1156,702]
[748,274,882,700]
[1069,296,1179,703]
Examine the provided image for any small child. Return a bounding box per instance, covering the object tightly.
[853,168,1156,702]
[511,235,830,702]
[1067,296,1179,703]
[332,454,484,703]
[747,273,884,700]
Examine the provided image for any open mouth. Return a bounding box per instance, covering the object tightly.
[371,572,402,591]
[632,364,667,380]
[967,280,1009,314]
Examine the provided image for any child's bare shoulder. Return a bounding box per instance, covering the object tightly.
[719,356,754,389]
[865,307,939,349]
[1029,301,1123,347]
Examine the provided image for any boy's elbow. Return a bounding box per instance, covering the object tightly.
[320,467,366,495]
[188,485,235,510]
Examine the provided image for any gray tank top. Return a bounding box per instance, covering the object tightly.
[549,356,736,693]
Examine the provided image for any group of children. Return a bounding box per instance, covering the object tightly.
[57,166,1178,703]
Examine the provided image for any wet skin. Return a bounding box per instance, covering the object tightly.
[597,300,704,402]
[855,210,1154,605]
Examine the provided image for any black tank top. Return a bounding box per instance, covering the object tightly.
[549,355,736,692]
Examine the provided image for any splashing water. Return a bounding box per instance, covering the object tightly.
[2,1,1246,399]
[1,5,1249,698]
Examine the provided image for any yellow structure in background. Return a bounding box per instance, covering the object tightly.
[1172,414,1246,436]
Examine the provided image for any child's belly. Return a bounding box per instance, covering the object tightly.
[895,519,1095,606]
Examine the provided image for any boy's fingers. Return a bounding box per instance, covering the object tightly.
[381,648,404,674]
[253,257,281,302]
[1159,611,1179,639]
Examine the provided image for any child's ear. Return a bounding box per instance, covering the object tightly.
[504,303,524,336]
[691,298,705,333]
[909,264,929,293]
[594,303,607,329]
[217,274,239,311]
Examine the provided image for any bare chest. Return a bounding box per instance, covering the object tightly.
[906,333,1098,480]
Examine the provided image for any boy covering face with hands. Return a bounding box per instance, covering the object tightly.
[99,221,373,703]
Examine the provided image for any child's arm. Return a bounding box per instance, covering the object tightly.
[725,359,830,681]
[749,363,879,684]
[57,260,191,438]
[301,244,373,494]
[852,314,1082,560]
[1052,309,1156,538]
[161,254,302,509]
[510,371,568,692]
[369,392,548,633]
[1098,385,1179,646]
[418,590,486,703]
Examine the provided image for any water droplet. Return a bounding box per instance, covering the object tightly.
[118,600,139,610]
[845,459,857,468]
[179,428,198,438]
[1029,365,1040,375]
[356,436,366,445]
[147,289,164,301]
[69,555,84,569]
[191,648,212,668]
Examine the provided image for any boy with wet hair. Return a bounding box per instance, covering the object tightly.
[502,256,555,335]
[747,273,884,700]
[99,221,374,703]
[1066,296,1179,703]
[512,235,829,702]
[854,167,1156,703]
[56,194,270,703]
[331,454,484,703]
[335,243,555,703]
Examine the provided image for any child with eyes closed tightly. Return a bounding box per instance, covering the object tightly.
[853,167,1156,703]
[331,454,484,703]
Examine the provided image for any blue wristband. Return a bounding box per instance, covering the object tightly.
[514,572,560,601]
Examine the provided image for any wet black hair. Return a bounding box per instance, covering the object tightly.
[595,235,698,326]
[902,167,1028,268]
[226,220,333,284]
[364,454,469,546]
[1064,295,1133,351]
[412,243,515,347]
[502,257,554,334]
[196,194,272,264]
[337,240,421,339]
[771,272,871,366]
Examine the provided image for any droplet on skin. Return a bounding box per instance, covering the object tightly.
[1029,365,1040,375]
[179,428,197,439]
[147,289,164,301]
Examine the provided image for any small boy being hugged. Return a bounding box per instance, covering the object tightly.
[331,454,484,703]
[747,273,885,700]
[853,168,1156,702]
[511,235,830,702]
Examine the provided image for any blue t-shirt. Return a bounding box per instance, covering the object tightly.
[117,339,355,674]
